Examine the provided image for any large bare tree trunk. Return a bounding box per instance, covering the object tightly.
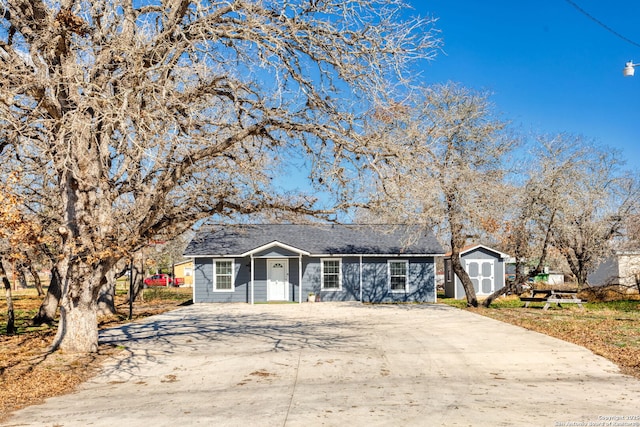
[97,270,117,316]
[52,302,99,353]
[450,246,478,307]
[128,257,145,304]
[448,195,478,307]
[50,256,114,353]
[33,267,61,326]
[28,260,44,297]
[15,262,28,290]
[482,282,518,308]
[1,260,15,335]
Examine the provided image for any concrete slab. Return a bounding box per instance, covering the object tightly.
[5,303,640,427]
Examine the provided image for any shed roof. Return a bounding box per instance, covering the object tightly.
[444,244,511,259]
[184,224,444,257]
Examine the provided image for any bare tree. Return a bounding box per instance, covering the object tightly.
[543,138,639,288]
[483,134,639,304]
[33,267,61,326]
[362,83,517,307]
[0,173,52,330]
[1,259,14,334]
[1,0,439,352]
[484,136,578,306]
[621,214,640,250]
[25,257,45,297]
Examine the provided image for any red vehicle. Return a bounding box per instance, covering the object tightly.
[143,274,183,287]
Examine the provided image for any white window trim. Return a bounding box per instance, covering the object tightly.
[321,258,342,291]
[213,259,235,292]
[388,260,409,293]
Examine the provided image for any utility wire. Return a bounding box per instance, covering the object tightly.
[564,0,640,49]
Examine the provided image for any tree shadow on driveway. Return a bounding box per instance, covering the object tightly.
[98,303,413,379]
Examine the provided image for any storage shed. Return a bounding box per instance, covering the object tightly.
[443,244,511,299]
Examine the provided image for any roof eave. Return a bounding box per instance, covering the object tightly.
[241,241,311,257]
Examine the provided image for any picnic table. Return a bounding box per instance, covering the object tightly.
[520,289,584,310]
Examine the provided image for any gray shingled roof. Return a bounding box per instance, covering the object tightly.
[184,224,444,256]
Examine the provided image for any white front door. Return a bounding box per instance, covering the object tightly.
[267,259,288,301]
[465,259,495,295]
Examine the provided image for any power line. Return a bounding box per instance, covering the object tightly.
[564,0,640,49]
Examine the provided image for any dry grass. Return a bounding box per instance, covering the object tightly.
[0,287,192,420]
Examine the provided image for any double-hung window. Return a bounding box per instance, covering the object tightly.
[214,260,234,291]
[388,260,409,292]
[321,259,342,291]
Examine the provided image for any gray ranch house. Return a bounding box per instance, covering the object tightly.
[183,224,444,304]
[443,244,511,299]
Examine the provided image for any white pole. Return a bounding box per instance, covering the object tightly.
[250,256,255,305]
[298,255,302,304]
[359,255,363,303]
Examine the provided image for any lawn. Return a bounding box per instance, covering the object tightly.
[439,293,640,379]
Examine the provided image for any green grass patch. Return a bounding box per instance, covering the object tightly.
[439,294,525,309]
[141,286,192,301]
[584,299,640,312]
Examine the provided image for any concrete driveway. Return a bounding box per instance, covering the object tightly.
[5,303,640,427]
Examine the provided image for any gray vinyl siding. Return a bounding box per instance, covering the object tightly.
[360,258,436,303]
[302,256,438,303]
[193,256,302,303]
[193,255,437,303]
[193,257,250,303]
[301,257,362,302]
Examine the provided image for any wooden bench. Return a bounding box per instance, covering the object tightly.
[543,297,583,310]
[520,289,584,310]
[519,297,548,308]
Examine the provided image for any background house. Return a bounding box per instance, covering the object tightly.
[588,251,640,293]
[184,224,444,304]
[173,259,194,287]
[443,244,511,299]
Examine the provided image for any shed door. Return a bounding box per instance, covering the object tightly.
[465,259,495,295]
[267,260,288,301]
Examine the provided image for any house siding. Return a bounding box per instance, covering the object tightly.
[194,257,252,303]
[193,255,437,303]
[173,261,194,286]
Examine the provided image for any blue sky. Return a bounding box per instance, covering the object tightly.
[413,1,640,171]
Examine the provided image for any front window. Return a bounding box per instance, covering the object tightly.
[389,260,408,292]
[214,260,234,291]
[321,259,342,290]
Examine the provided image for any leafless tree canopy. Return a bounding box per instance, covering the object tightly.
[0,0,439,351]
[361,83,517,306]
[529,135,639,287]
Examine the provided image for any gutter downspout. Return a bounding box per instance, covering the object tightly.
[359,255,363,303]
[299,254,302,304]
[250,255,255,305]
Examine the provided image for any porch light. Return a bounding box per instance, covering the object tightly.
[623,61,638,77]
